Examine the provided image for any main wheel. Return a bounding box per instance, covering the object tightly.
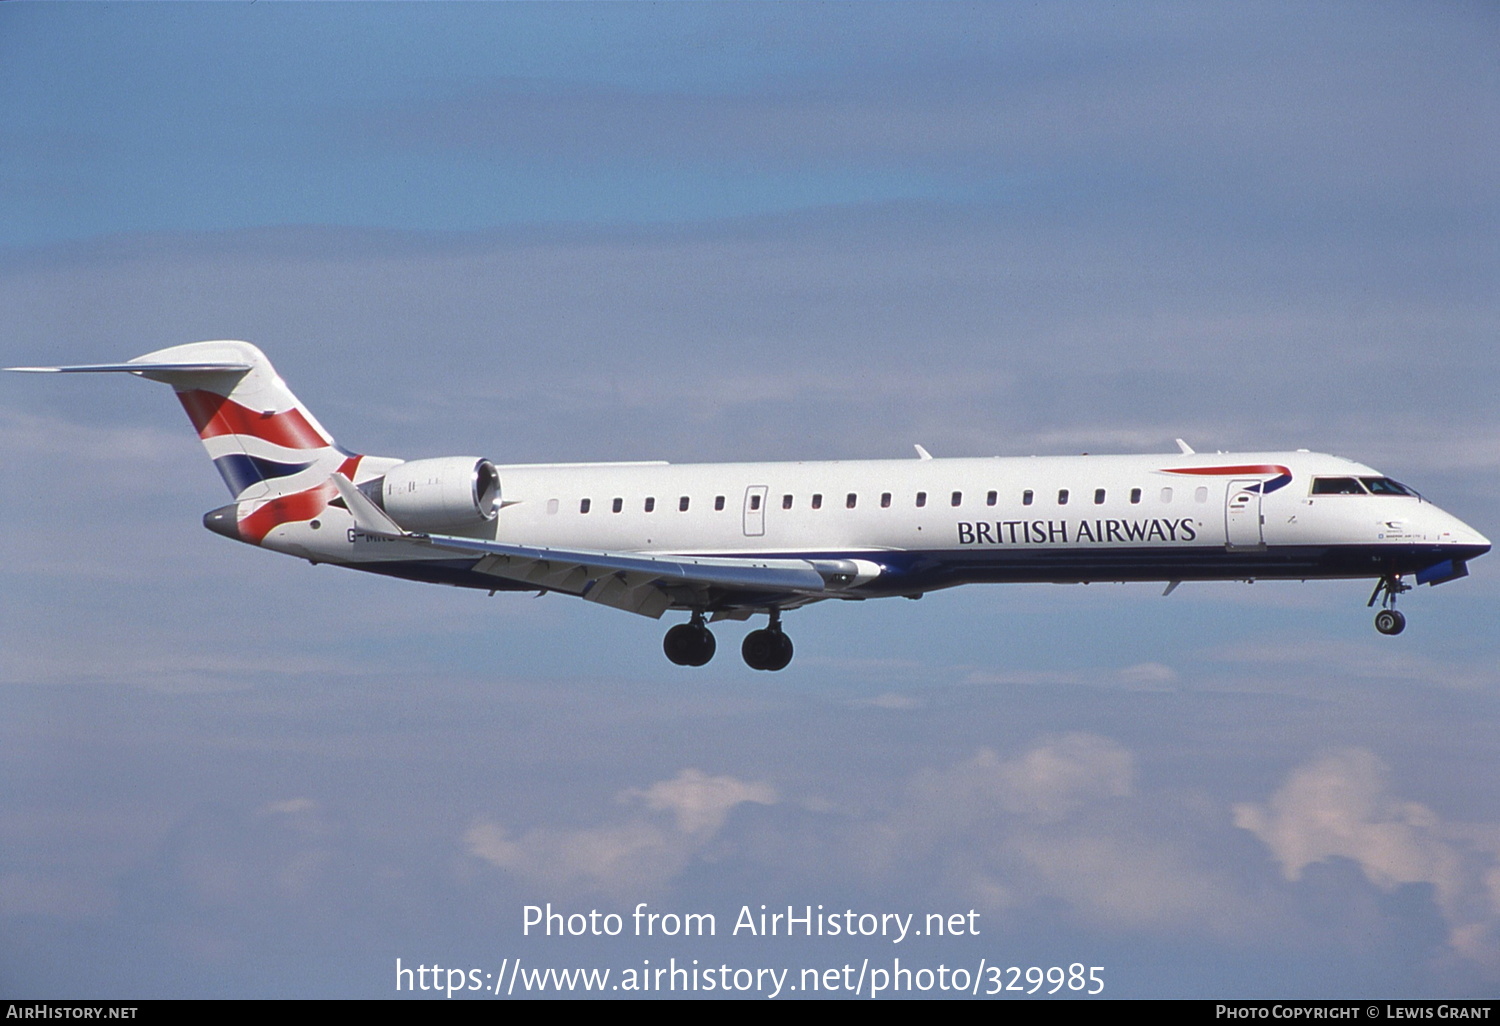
[741,629,774,670]
[664,624,695,665]
[686,626,716,666]
[742,628,794,671]
[664,623,716,665]
[763,630,793,671]
[1374,609,1406,636]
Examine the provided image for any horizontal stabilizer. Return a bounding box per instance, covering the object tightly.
[6,361,252,374]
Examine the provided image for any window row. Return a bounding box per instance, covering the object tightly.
[553,495,717,515]
[546,485,1213,515]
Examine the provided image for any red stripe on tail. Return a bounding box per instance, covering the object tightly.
[177,390,330,450]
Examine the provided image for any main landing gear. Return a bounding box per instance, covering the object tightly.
[741,610,794,672]
[662,610,795,670]
[663,612,716,666]
[1368,574,1410,636]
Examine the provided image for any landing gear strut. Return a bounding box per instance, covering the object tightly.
[742,609,794,671]
[1368,574,1409,636]
[663,612,716,666]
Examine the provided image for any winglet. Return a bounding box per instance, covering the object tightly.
[1175,438,1195,455]
[329,473,406,537]
[914,444,934,461]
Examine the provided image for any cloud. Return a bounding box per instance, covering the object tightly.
[1205,640,1499,695]
[626,768,777,836]
[964,662,1180,692]
[849,734,1276,936]
[455,734,1500,978]
[920,733,1135,823]
[465,768,776,896]
[1235,750,1500,967]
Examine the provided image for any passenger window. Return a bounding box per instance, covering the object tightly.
[1312,477,1367,495]
[580,498,591,514]
[679,496,690,512]
[644,497,655,513]
[612,497,623,513]
[811,494,823,510]
[714,495,725,511]
[1130,488,1142,504]
[1160,487,1173,503]
[547,498,559,515]
[782,494,793,510]
[951,491,962,507]
[880,492,891,508]
[1194,487,1208,503]
[847,493,857,509]
[1094,488,1106,505]
[1022,490,1033,506]
[986,490,997,506]
[1058,489,1069,505]
[915,491,927,508]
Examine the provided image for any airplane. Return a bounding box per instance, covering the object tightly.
[10,340,1490,671]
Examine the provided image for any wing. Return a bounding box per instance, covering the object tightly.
[329,474,877,618]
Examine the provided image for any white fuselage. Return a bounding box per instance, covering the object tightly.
[260,448,1488,603]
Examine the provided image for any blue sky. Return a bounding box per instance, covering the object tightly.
[2,1,1499,999]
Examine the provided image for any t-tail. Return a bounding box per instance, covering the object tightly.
[9,341,397,544]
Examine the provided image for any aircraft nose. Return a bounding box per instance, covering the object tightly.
[1435,508,1490,554]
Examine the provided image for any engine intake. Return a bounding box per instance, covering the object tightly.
[380,457,499,532]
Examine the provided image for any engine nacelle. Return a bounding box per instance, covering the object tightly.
[380,457,500,533]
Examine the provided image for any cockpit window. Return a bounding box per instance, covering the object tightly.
[1360,477,1416,496]
[1311,477,1367,495]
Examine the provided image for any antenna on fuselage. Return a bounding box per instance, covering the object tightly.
[1175,438,1195,455]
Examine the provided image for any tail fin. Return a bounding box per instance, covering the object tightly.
[11,341,406,547]
[12,340,361,503]
[150,341,356,502]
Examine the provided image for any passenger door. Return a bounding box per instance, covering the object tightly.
[743,485,768,537]
[1225,479,1265,547]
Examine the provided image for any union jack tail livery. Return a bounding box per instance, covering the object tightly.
[10,341,397,546]
[136,340,353,502]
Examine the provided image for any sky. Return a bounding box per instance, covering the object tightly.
[2,0,1498,1000]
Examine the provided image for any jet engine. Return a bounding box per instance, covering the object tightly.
[379,456,500,532]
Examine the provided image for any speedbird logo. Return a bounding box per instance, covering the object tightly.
[1162,464,1293,494]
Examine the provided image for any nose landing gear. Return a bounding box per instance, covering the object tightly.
[663,612,716,666]
[1368,574,1409,636]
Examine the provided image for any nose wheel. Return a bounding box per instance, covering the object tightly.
[1368,574,1410,636]
[742,609,794,671]
[663,612,716,666]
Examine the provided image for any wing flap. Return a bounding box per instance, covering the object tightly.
[427,532,830,594]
